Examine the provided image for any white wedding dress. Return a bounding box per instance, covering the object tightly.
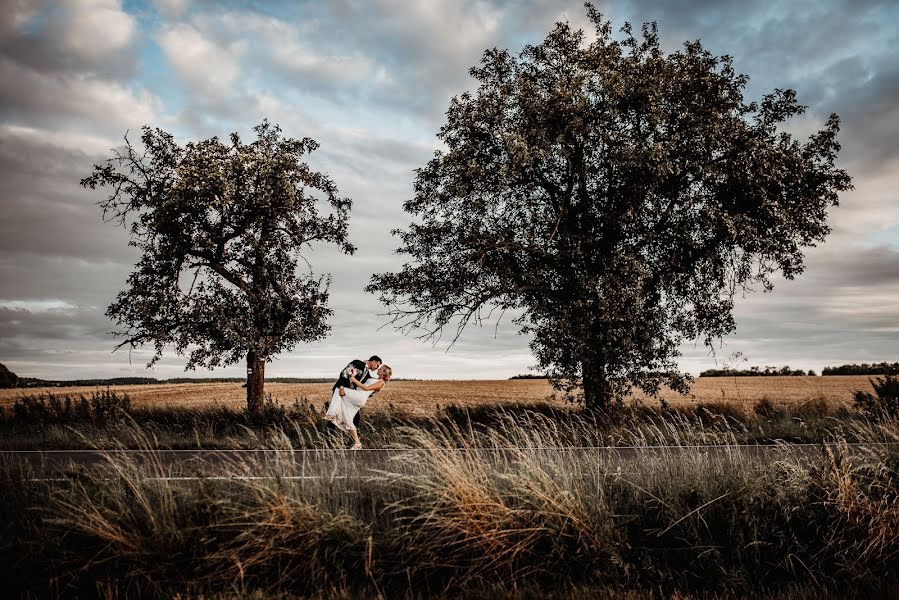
[325,375,378,432]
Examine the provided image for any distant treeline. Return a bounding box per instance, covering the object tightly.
[510,374,549,379]
[821,362,899,376]
[15,376,334,388]
[700,366,814,377]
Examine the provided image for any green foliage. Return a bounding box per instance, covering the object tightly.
[80,121,354,372]
[853,375,899,418]
[367,6,852,410]
[824,362,899,376]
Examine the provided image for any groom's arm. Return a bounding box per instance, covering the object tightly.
[333,359,367,391]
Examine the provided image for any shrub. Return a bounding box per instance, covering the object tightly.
[853,375,899,418]
[796,396,831,419]
[753,397,784,419]
[7,389,131,425]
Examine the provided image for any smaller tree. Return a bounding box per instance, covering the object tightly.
[81,121,354,413]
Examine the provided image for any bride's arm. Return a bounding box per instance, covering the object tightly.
[349,376,385,392]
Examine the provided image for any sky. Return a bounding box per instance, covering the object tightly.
[0,0,897,381]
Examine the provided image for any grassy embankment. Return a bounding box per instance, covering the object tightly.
[2,407,898,598]
[2,377,897,597]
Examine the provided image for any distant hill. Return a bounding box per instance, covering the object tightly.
[821,362,899,376]
[0,363,18,388]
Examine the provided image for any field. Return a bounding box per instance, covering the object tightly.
[0,375,876,416]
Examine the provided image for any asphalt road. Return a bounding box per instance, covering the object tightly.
[3,443,890,480]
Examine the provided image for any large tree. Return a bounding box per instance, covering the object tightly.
[367,7,852,410]
[82,121,354,413]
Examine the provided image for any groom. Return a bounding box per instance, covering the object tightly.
[331,355,382,428]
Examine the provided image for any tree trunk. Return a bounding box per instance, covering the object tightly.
[582,362,612,411]
[246,351,265,415]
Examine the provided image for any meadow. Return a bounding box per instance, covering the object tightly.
[0,375,876,416]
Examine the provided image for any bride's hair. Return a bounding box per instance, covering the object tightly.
[379,365,392,381]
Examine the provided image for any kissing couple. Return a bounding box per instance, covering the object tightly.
[324,355,392,449]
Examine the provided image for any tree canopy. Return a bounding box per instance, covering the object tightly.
[367,6,852,409]
[81,121,354,412]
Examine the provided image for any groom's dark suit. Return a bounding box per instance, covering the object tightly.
[331,359,370,428]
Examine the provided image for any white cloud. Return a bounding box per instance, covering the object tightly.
[0,123,118,156]
[156,23,244,95]
[0,299,78,312]
[207,11,386,98]
[58,0,137,63]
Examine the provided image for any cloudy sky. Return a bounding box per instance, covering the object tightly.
[1,0,897,381]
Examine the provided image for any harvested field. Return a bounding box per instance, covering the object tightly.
[0,376,876,417]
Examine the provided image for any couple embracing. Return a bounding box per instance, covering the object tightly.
[324,355,392,449]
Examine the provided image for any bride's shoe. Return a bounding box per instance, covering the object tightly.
[351,442,362,450]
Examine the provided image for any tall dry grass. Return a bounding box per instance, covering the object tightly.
[3,412,899,598]
[0,388,887,452]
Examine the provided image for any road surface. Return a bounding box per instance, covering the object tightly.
[3,443,891,480]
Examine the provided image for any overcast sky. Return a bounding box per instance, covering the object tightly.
[1,0,897,380]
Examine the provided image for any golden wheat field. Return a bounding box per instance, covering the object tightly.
[0,376,877,417]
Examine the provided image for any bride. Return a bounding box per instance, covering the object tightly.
[324,364,392,449]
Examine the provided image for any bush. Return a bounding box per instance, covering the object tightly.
[753,397,784,419]
[853,375,899,418]
[796,396,831,418]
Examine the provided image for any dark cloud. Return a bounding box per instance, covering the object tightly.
[0,130,136,263]
[680,242,899,370]
[0,0,154,136]
[823,62,899,174]
[0,304,111,342]
[0,8,140,80]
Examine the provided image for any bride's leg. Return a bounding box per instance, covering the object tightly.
[324,388,341,420]
[349,427,361,449]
